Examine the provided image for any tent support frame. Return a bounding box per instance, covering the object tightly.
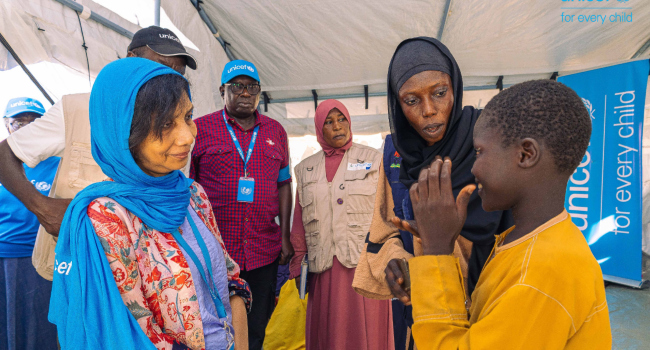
[189,0,235,61]
[154,0,161,26]
[265,84,513,105]
[262,92,269,112]
[632,38,650,59]
[311,90,318,110]
[54,0,134,39]
[364,85,369,109]
[437,0,453,39]
[0,31,55,104]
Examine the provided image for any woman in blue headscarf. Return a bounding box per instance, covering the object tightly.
[48,58,250,350]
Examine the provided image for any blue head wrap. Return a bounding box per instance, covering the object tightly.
[49,58,193,349]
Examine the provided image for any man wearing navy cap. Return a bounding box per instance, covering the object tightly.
[191,60,294,349]
[1,98,59,350]
[0,26,196,281]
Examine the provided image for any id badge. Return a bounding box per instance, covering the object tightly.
[237,177,255,202]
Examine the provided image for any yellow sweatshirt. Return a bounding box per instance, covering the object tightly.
[410,211,611,349]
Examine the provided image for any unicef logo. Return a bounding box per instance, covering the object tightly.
[10,101,40,108]
[582,98,596,120]
[617,0,629,3]
[241,186,252,195]
[228,65,255,74]
[34,181,51,191]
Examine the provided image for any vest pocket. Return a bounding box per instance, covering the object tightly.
[68,142,106,189]
[300,182,318,224]
[307,234,318,267]
[347,223,368,265]
[306,230,320,248]
[343,168,377,181]
[346,182,376,216]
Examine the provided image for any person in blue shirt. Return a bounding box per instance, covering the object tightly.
[1,97,59,350]
[383,134,415,350]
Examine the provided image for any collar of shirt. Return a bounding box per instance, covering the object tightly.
[223,109,267,131]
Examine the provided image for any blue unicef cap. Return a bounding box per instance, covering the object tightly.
[221,60,260,85]
[3,97,46,118]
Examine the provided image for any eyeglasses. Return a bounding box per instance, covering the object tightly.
[224,83,261,95]
[8,120,32,130]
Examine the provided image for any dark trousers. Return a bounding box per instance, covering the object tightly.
[1,257,58,350]
[239,258,280,350]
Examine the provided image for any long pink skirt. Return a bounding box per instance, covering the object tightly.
[306,256,394,350]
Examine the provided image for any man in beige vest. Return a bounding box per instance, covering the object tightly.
[0,26,197,280]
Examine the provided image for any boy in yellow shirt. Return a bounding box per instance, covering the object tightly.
[395,80,611,349]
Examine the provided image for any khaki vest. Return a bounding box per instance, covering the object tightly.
[295,143,381,273]
[32,93,108,280]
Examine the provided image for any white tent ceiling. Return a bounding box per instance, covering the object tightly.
[1,0,649,136]
[200,0,650,98]
[0,0,227,118]
[1,0,650,253]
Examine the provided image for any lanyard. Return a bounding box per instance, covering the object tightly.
[222,111,260,177]
[172,210,227,319]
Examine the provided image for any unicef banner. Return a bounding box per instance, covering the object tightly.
[558,60,649,287]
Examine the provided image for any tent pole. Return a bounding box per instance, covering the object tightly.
[437,0,453,40]
[311,90,318,110]
[54,0,134,39]
[262,92,269,112]
[264,83,516,105]
[0,31,55,104]
[631,38,650,59]
[271,92,386,105]
[154,0,161,26]
[364,85,369,109]
[188,0,235,61]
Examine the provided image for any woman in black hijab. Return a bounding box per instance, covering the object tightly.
[389,37,513,287]
[353,37,512,330]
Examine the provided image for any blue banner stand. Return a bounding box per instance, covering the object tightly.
[559,59,649,288]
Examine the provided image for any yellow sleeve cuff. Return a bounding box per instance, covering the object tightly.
[410,255,468,323]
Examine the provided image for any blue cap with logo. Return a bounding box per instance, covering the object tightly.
[221,60,260,85]
[3,97,46,118]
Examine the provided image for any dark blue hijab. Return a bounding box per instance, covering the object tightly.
[49,58,193,349]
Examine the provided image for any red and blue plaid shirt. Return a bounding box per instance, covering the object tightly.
[191,109,291,271]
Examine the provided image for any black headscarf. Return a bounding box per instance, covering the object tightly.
[388,37,477,189]
[387,37,513,293]
[387,37,512,248]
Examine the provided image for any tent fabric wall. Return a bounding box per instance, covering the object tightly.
[198,0,447,95]
[0,1,49,70]
[274,89,500,137]
[442,1,650,76]
[3,0,649,132]
[0,0,138,77]
[0,0,224,118]
[161,0,229,117]
[198,0,650,101]
[1,0,650,254]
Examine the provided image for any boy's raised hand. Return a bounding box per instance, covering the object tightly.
[411,156,475,255]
